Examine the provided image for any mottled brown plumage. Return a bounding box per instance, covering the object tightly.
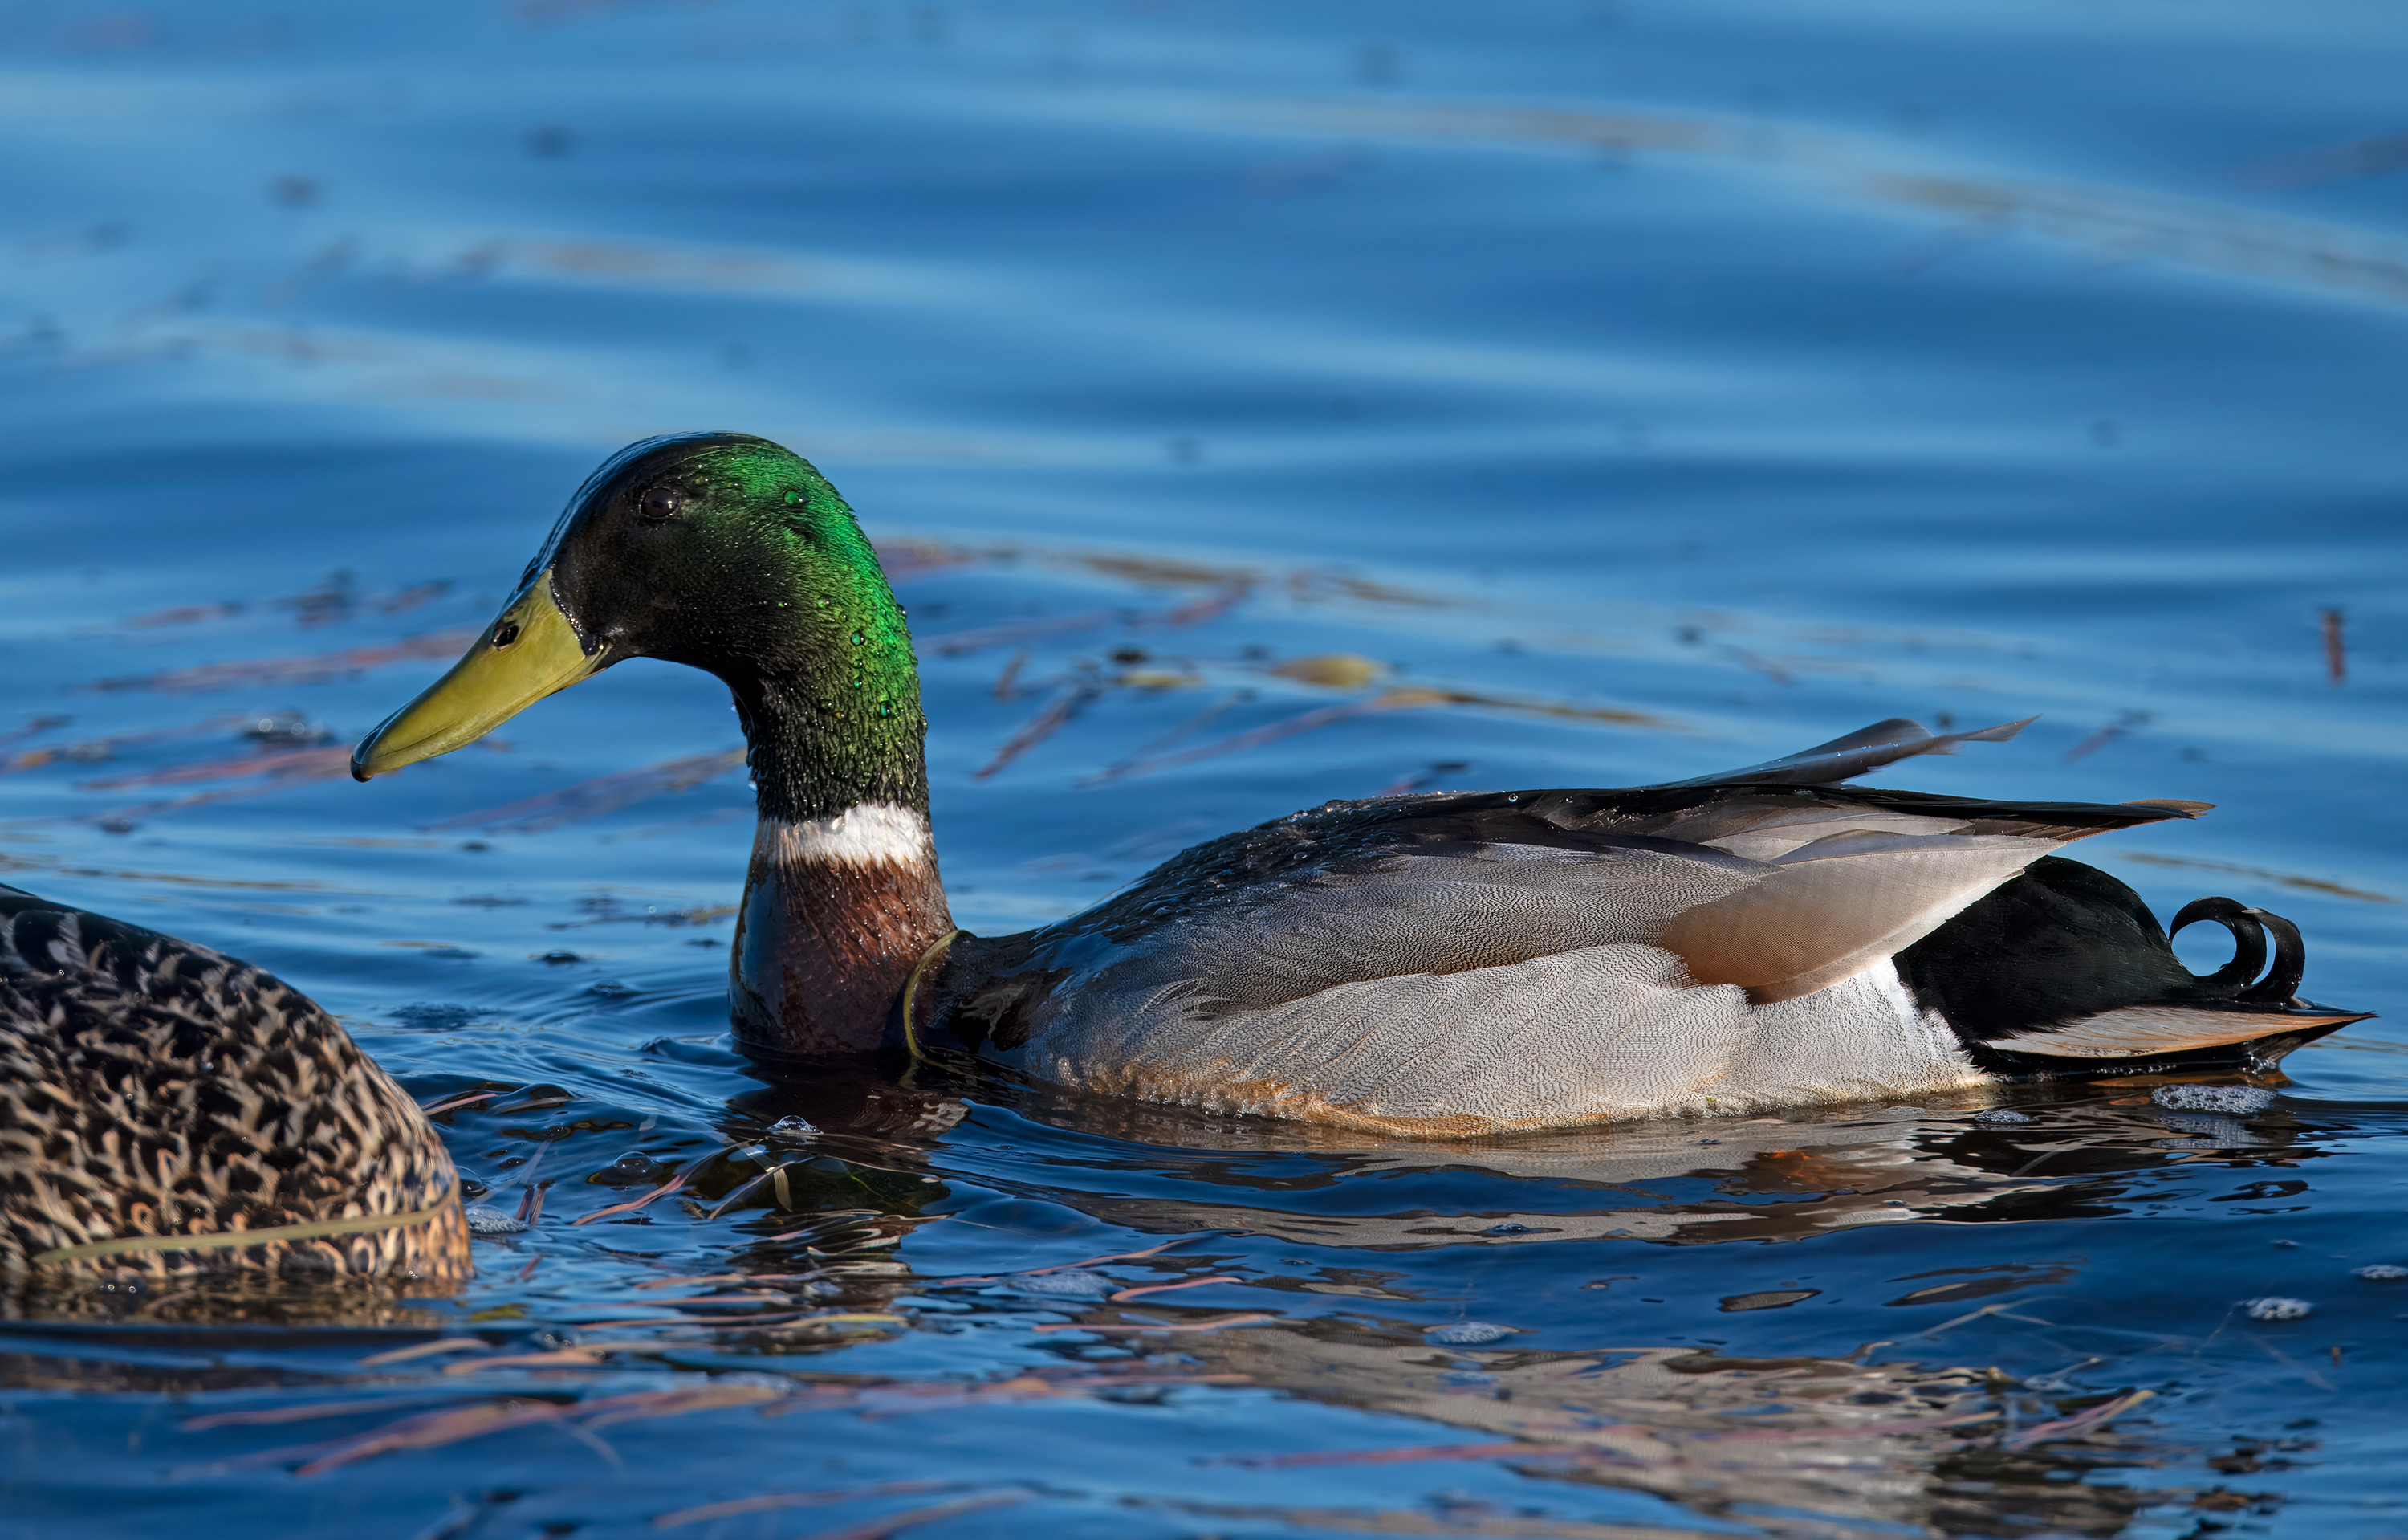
[0,884,470,1288]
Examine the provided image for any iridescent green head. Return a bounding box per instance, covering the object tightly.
[353,432,928,822]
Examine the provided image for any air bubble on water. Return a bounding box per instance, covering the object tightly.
[767,1115,819,1139]
[604,1152,666,1184]
[2153,1085,2275,1114]
[464,1205,529,1236]
[1975,1108,2035,1125]
[2154,1112,2263,1147]
[2243,1296,2312,1322]
[2353,1264,2408,1281]
[1006,1269,1115,1298]
[1425,1322,1515,1345]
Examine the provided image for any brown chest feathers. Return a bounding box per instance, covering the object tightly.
[730,809,955,1057]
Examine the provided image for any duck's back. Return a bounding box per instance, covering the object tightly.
[934,724,2361,1135]
[0,886,470,1285]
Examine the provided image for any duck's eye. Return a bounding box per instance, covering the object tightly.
[637,485,684,521]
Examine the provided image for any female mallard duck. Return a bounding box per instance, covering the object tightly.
[353,432,2369,1139]
[0,888,470,1283]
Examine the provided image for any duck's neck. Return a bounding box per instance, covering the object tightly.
[729,791,954,1059]
[720,543,952,1057]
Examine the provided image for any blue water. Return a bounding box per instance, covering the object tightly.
[4,2,2407,1535]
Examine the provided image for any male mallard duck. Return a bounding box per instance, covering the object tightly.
[354,433,2369,1138]
[0,887,471,1282]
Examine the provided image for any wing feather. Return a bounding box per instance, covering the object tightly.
[1656,833,2043,1003]
[1084,837,1769,1016]
[1659,715,2036,789]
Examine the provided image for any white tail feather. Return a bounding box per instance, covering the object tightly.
[1991,1006,2361,1059]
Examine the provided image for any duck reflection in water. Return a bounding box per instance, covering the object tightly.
[730,1062,2321,1253]
[708,1069,2292,1539]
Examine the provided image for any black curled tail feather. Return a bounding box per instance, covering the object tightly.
[2166,898,2304,1006]
[2241,908,2306,1005]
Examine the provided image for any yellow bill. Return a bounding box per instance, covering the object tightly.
[351,569,607,780]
